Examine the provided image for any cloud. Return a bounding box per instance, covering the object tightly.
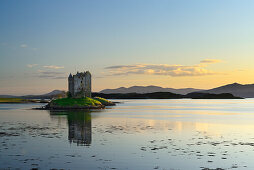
[43,65,64,69]
[94,76,105,79]
[200,59,222,64]
[27,64,38,68]
[38,75,66,79]
[37,70,63,74]
[36,70,66,79]
[53,76,66,79]
[105,62,221,77]
[20,44,28,48]
[105,65,144,69]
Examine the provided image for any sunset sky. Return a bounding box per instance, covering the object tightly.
[1,0,254,95]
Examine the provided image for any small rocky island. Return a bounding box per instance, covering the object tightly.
[42,71,115,110]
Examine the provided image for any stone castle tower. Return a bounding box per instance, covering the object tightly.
[68,71,91,98]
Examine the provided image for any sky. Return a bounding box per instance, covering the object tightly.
[1,0,254,95]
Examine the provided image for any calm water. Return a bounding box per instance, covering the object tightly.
[1,99,254,170]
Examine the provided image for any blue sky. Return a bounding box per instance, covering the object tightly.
[1,0,254,94]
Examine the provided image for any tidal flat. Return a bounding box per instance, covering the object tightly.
[1,99,254,169]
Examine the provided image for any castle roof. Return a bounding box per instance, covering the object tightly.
[76,72,84,77]
[85,71,91,75]
[69,71,92,78]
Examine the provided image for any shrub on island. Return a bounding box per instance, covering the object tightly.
[45,97,104,110]
[93,97,116,106]
[41,96,116,110]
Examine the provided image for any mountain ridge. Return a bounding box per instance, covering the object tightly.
[100,85,203,95]
[0,90,66,99]
[2,82,254,99]
[199,83,254,98]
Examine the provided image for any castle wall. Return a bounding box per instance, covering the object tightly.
[68,77,74,97]
[84,72,91,97]
[73,75,83,97]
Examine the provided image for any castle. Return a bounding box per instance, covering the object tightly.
[68,71,91,98]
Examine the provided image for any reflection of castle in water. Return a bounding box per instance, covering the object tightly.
[67,111,91,146]
[49,111,92,146]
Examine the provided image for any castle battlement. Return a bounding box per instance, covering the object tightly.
[68,71,91,98]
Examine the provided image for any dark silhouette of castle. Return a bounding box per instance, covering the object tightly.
[67,111,92,146]
[49,111,92,146]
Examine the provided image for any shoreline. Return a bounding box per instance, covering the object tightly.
[34,105,105,111]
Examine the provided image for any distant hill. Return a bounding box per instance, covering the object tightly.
[41,90,65,96]
[0,90,66,99]
[0,95,19,98]
[185,92,242,99]
[2,82,254,99]
[93,92,183,99]
[199,83,254,98]
[93,92,242,99]
[100,85,203,95]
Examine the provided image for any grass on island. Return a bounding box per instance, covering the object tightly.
[93,97,114,105]
[0,98,30,103]
[51,97,102,107]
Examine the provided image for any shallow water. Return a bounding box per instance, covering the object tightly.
[1,99,254,169]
